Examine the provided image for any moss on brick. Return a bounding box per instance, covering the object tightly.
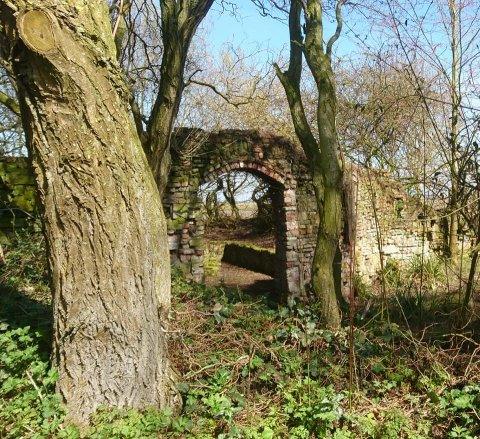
[0,158,36,239]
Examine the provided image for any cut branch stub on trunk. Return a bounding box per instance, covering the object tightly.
[18,10,56,53]
[0,2,173,425]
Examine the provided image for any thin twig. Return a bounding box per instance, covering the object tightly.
[26,370,44,401]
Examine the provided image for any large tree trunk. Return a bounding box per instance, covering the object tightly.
[0,2,172,425]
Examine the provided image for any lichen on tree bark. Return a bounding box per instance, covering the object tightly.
[0,0,173,425]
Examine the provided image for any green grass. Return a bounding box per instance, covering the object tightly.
[1,232,479,438]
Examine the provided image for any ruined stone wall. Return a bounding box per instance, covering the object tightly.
[0,135,446,299]
[222,242,276,277]
[347,165,442,282]
[293,165,318,286]
[166,129,444,298]
[0,157,36,241]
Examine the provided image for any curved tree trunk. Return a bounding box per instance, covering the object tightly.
[275,0,343,327]
[0,1,172,425]
[146,0,214,196]
[308,52,344,329]
[146,27,187,196]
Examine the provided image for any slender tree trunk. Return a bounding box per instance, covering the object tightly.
[463,199,480,312]
[312,182,343,327]
[309,55,344,328]
[146,0,214,196]
[275,0,343,327]
[463,246,478,311]
[448,0,460,256]
[0,2,172,425]
[146,35,186,196]
[223,177,241,222]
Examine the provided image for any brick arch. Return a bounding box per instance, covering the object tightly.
[164,129,318,299]
[201,162,301,296]
[204,160,291,188]
[0,137,438,300]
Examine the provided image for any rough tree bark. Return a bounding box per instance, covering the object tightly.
[0,1,173,425]
[275,0,344,327]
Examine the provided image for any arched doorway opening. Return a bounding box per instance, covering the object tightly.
[165,129,313,299]
[198,168,286,295]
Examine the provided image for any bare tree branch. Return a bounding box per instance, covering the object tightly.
[187,78,253,108]
[326,0,344,58]
[0,90,19,116]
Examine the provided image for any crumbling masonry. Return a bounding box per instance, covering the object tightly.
[164,129,443,299]
[0,130,444,299]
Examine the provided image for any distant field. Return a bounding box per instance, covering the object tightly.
[216,201,258,219]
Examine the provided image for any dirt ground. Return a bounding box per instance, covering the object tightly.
[204,222,275,249]
[204,220,276,294]
[204,262,275,294]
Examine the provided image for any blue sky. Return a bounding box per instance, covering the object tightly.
[202,1,359,61]
[206,2,289,54]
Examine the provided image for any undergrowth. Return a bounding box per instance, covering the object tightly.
[1,232,479,438]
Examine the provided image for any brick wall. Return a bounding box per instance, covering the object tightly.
[0,134,443,299]
[165,129,441,299]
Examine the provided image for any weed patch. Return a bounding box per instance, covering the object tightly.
[1,233,479,437]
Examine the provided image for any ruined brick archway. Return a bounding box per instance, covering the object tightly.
[201,160,300,295]
[0,137,443,299]
[164,129,318,298]
[163,128,440,300]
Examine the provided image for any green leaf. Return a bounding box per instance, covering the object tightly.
[261,426,274,439]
